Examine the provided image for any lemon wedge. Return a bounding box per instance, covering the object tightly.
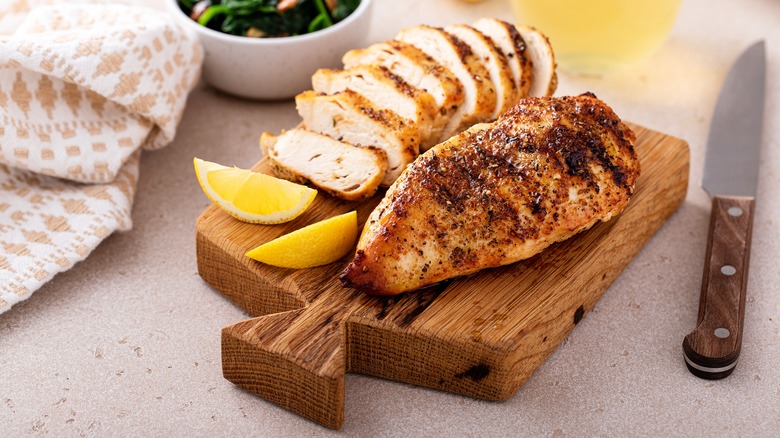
[194,157,317,224]
[245,211,358,269]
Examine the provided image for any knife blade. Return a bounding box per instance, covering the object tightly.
[682,41,766,380]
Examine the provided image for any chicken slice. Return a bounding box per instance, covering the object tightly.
[340,93,639,295]
[445,24,517,118]
[396,25,497,139]
[260,128,387,201]
[312,65,440,150]
[296,89,420,186]
[342,40,465,149]
[472,18,533,99]
[516,24,558,97]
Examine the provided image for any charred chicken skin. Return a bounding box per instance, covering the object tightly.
[340,93,640,295]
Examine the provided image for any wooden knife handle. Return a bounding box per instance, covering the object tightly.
[683,195,754,379]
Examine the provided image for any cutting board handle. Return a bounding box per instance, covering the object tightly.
[222,291,351,429]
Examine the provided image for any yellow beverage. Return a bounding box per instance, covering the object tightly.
[510,0,682,75]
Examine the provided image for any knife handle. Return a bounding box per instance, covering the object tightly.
[683,195,754,379]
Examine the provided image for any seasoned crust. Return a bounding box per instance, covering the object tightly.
[472,18,534,99]
[445,23,518,117]
[516,24,558,97]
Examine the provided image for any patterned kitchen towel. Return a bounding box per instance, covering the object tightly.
[0,1,203,313]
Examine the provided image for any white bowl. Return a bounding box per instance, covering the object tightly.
[165,0,374,100]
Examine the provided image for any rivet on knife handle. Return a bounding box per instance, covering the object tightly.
[683,196,754,379]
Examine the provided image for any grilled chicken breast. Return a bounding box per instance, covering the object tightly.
[312,65,440,150]
[340,93,639,295]
[261,18,558,200]
[261,129,387,201]
[396,25,497,139]
[515,24,557,97]
[445,24,517,118]
[342,40,465,148]
[472,18,533,100]
[296,89,420,186]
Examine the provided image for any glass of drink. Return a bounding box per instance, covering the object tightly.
[510,0,682,75]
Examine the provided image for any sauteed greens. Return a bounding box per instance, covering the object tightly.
[177,0,361,38]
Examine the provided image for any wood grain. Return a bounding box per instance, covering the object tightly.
[196,124,689,429]
[683,195,754,379]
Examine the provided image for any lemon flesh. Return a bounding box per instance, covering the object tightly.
[245,211,358,269]
[194,157,317,224]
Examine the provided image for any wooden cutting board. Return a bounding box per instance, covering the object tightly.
[195,123,689,429]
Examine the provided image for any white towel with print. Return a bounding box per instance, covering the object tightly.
[0,1,202,313]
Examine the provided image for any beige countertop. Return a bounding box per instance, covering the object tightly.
[2,0,779,435]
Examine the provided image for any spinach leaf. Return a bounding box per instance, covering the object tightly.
[225,1,319,37]
[178,0,360,37]
[330,0,360,21]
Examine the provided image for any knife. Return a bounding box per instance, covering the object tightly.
[682,41,766,380]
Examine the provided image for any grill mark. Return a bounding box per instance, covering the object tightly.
[566,93,638,190]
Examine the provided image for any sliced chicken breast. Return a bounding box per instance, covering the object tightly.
[396,25,497,139]
[472,18,533,100]
[296,89,420,186]
[312,65,440,150]
[342,40,465,149]
[260,128,387,201]
[445,23,517,118]
[516,24,558,97]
